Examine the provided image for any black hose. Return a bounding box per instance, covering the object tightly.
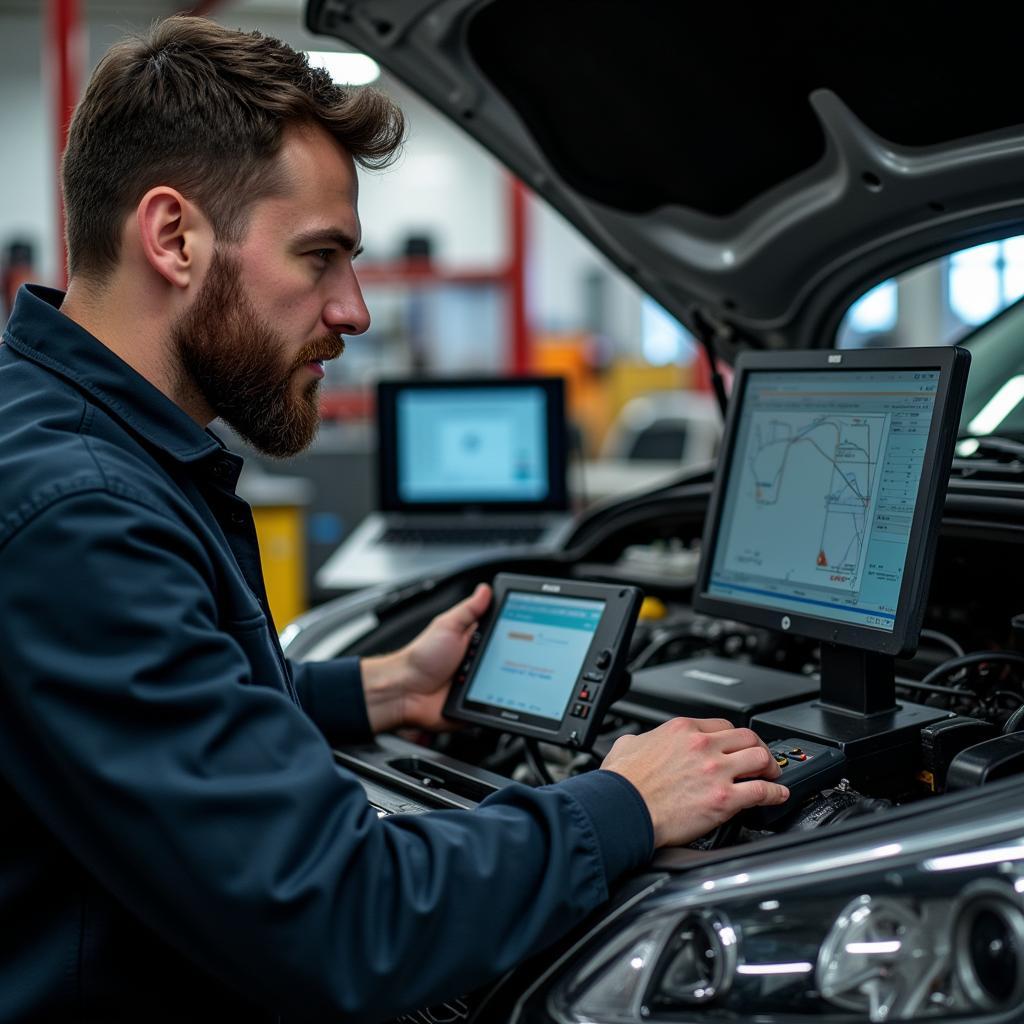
[919,628,965,659]
[897,677,984,700]
[1004,703,1024,734]
[630,633,683,670]
[919,651,1024,690]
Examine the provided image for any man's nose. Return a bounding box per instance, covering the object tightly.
[323,278,370,337]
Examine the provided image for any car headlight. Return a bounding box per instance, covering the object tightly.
[543,800,1024,1023]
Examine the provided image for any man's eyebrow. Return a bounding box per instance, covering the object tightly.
[293,229,363,257]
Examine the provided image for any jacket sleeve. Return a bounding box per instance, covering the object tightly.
[289,656,374,746]
[0,488,653,1022]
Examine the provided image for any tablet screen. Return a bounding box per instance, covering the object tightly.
[464,591,606,721]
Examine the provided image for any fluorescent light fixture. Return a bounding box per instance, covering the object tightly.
[306,51,380,86]
[966,374,1024,436]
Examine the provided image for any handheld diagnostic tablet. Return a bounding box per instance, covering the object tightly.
[444,574,643,749]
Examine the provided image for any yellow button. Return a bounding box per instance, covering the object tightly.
[639,596,668,620]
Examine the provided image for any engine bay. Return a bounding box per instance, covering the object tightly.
[298,496,1024,858]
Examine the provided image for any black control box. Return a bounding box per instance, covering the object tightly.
[739,737,848,829]
[628,656,819,727]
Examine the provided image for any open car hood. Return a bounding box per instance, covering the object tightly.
[306,0,1024,356]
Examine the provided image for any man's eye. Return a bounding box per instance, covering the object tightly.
[310,249,335,263]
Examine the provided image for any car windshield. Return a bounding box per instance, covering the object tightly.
[957,297,1024,442]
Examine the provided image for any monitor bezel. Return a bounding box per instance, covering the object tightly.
[376,376,569,513]
[693,347,970,658]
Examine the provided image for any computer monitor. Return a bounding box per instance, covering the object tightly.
[693,347,969,747]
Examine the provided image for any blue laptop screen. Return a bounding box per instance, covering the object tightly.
[396,386,550,503]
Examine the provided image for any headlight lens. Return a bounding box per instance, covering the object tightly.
[651,909,738,1007]
[546,808,1024,1023]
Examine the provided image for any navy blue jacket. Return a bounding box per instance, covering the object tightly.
[0,285,653,1022]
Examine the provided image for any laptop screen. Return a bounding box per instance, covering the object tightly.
[377,378,568,512]
[396,387,549,503]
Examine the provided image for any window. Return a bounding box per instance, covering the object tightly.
[949,238,1024,326]
[846,279,898,333]
[837,233,1024,350]
[641,298,698,365]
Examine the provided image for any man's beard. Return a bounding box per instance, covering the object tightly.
[171,249,344,458]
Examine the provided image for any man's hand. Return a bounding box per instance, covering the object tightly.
[601,718,790,847]
[361,583,492,735]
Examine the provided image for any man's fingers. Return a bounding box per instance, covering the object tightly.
[712,726,768,755]
[733,779,790,809]
[693,718,735,733]
[728,744,782,780]
[441,583,492,632]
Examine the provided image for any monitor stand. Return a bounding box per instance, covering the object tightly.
[751,642,952,778]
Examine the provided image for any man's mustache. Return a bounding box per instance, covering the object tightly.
[293,334,345,369]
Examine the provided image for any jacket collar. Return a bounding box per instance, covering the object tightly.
[3,284,222,463]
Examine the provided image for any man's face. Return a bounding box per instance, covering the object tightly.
[172,125,370,457]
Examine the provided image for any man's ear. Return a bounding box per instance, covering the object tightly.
[135,187,211,289]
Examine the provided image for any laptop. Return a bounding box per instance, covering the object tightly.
[315,376,574,590]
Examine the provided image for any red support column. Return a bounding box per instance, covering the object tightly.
[693,344,713,393]
[507,175,531,375]
[47,0,84,289]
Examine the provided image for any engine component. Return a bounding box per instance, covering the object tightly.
[946,732,1024,790]
[920,715,998,792]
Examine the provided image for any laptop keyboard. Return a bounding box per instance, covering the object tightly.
[380,525,544,546]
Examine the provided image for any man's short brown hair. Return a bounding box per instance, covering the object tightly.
[62,15,405,281]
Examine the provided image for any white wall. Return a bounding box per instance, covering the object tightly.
[0,13,57,285]
[532,200,645,354]
[354,85,508,269]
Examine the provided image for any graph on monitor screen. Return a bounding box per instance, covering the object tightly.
[722,411,890,595]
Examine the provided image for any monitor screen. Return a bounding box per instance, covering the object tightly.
[464,590,606,722]
[695,348,969,655]
[396,386,549,503]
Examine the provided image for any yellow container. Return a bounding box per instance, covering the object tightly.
[239,471,314,629]
[252,504,307,628]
